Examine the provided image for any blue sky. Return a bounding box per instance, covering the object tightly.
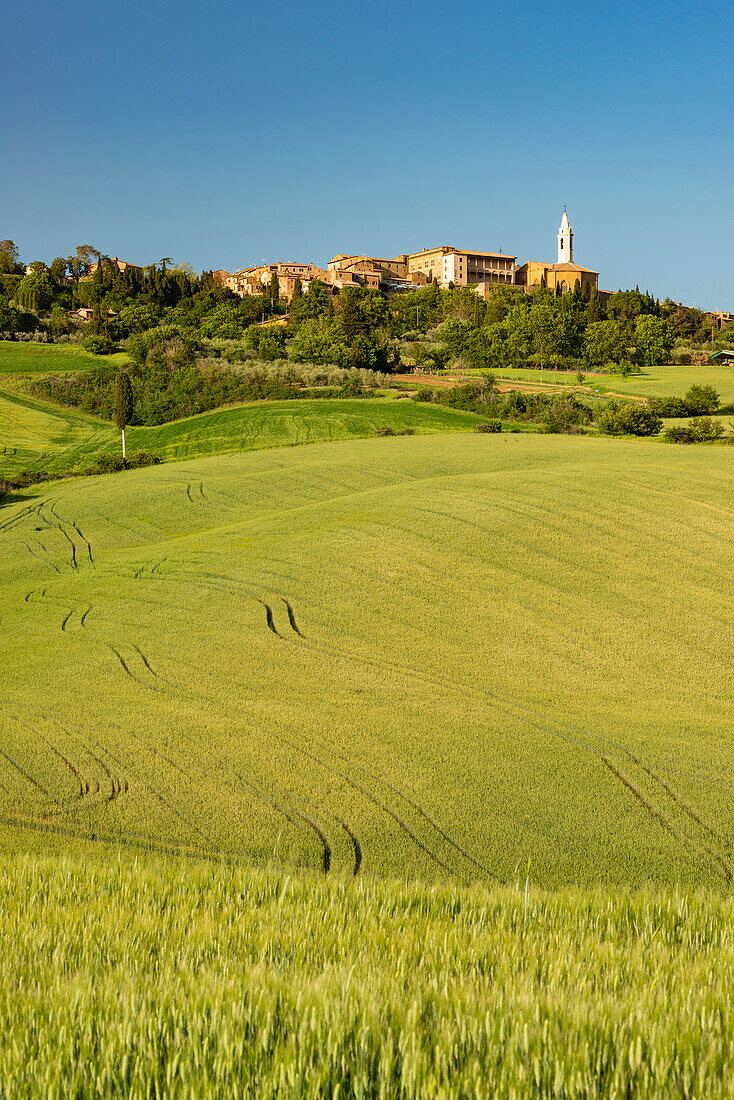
[4,0,733,307]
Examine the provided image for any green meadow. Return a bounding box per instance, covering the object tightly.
[494,362,734,403]
[1,433,733,888]
[0,391,486,475]
[0,339,129,374]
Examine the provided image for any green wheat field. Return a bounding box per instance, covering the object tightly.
[3,428,734,1095]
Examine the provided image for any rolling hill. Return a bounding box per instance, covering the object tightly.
[0,390,487,475]
[1,431,733,887]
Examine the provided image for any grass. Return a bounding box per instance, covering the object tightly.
[1,853,733,1098]
[1,432,733,888]
[493,363,734,404]
[0,392,487,475]
[0,339,129,374]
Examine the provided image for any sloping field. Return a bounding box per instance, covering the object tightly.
[1,433,733,887]
[495,363,734,403]
[0,391,485,474]
[0,339,129,374]
[0,389,118,473]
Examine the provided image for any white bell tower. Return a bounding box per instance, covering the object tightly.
[557,207,573,263]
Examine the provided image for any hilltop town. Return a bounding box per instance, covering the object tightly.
[222,210,601,302]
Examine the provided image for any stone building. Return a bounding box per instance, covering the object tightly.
[406,246,516,289]
[87,257,143,277]
[325,255,415,292]
[226,262,327,301]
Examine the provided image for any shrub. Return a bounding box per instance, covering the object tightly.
[126,451,162,468]
[684,384,720,415]
[664,426,694,443]
[413,388,434,402]
[664,417,725,444]
[648,395,690,417]
[94,453,127,473]
[82,335,113,355]
[474,420,502,433]
[375,426,395,436]
[86,451,162,475]
[596,402,662,436]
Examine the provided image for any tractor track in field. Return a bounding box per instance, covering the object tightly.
[106,643,173,696]
[257,599,282,637]
[0,746,64,808]
[185,481,208,506]
[20,538,63,574]
[5,714,130,815]
[262,590,732,883]
[123,728,336,872]
[48,501,95,565]
[106,635,457,878]
[336,817,362,874]
[601,755,732,884]
[9,714,87,800]
[42,718,123,802]
[280,597,304,637]
[96,572,492,879]
[0,807,223,862]
[236,712,458,880]
[0,501,43,534]
[95,742,217,851]
[625,751,730,850]
[71,588,725,883]
[618,751,733,883]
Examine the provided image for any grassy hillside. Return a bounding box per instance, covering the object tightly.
[1,433,733,887]
[0,391,486,475]
[0,339,129,374]
[2,855,732,1098]
[494,363,734,403]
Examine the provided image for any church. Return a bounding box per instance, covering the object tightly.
[515,210,599,294]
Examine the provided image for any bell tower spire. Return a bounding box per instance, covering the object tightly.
[557,207,573,264]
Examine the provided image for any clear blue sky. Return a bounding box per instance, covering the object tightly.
[4,0,733,308]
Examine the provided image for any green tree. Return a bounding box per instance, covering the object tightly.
[634,316,675,367]
[288,318,346,364]
[339,288,368,343]
[50,257,67,282]
[115,370,134,458]
[0,240,20,274]
[67,245,97,282]
[269,271,279,305]
[291,278,302,306]
[14,269,55,312]
[582,320,629,368]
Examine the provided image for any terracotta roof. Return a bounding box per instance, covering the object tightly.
[552,262,598,274]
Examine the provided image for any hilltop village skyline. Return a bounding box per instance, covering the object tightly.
[11,209,733,327]
[220,210,602,304]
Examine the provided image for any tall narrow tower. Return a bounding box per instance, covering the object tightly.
[557,208,573,264]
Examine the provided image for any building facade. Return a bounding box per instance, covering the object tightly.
[406,246,516,289]
[325,255,414,292]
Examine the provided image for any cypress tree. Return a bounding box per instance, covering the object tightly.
[291,278,302,305]
[115,370,134,459]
